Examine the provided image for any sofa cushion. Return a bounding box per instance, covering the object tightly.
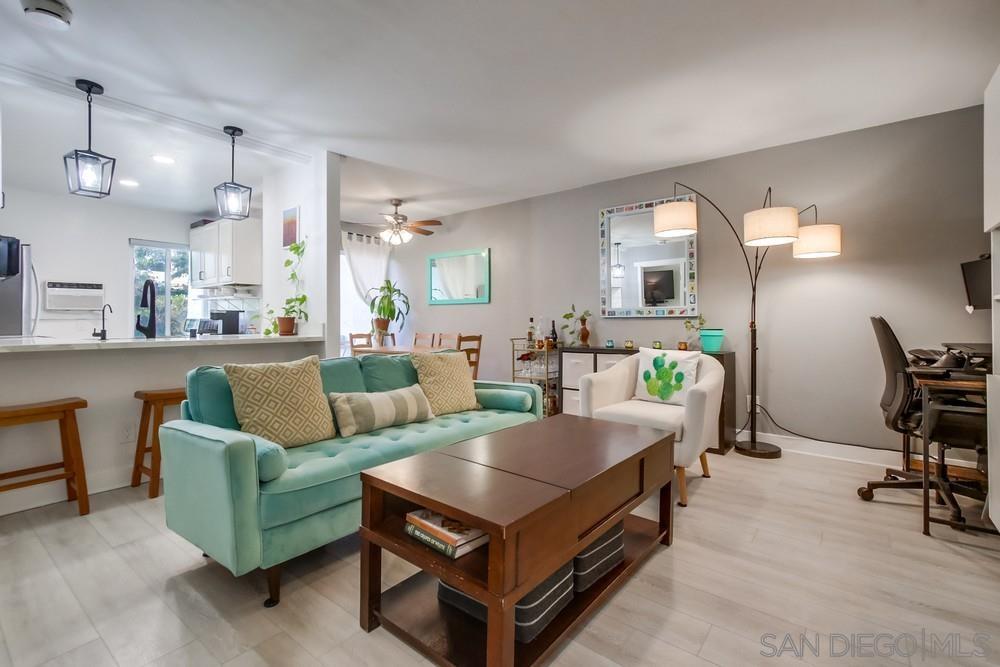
[329,384,434,437]
[258,409,535,529]
[593,400,684,440]
[225,356,335,448]
[412,352,478,416]
[186,356,366,431]
[634,348,699,406]
[186,365,241,430]
[360,354,419,392]
[475,388,532,413]
[319,356,367,394]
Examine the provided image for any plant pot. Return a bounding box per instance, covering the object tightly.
[277,316,297,336]
[372,317,390,334]
[579,318,591,347]
[699,328,725,352]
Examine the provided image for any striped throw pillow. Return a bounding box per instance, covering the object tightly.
[328,384,435,437]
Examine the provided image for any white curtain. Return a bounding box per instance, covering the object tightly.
[342,232,390,303]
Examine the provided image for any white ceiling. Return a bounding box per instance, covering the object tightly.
[1,0,999,223]
[0,81,291,216]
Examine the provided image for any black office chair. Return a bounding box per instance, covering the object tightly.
[857,316,924,499]
[859,317,988,526]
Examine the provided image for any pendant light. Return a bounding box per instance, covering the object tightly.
[793,204,841,258]
[743,187,799,247]
[64,79,115,198]
[214,126,251,220]
[611,242,625,279]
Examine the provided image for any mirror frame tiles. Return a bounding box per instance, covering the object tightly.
[599,195,698,319]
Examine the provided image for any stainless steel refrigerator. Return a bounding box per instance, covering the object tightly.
[0,239,36,336]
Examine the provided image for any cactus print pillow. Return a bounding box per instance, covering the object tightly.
[633,348,700,406]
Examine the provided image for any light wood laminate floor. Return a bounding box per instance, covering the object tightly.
[1,451,998,666]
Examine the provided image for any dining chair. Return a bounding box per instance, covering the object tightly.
[350,333,373,355]
[458,334,483,379]
[413,332,436,347]
[436,333,460,349]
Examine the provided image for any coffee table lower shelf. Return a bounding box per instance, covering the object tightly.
[375,514,662,667]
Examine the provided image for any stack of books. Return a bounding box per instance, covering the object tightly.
[404,509,489,558]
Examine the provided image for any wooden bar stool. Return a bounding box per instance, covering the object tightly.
[0,397,90,515]
[131,388,186,498]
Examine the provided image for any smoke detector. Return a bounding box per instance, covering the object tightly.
[21,0,73,30]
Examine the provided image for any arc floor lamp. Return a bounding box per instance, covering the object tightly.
[653,183,842,459]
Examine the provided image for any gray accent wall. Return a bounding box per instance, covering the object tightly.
[387,107,988,450]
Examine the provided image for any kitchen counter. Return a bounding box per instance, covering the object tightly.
[0,333,326,354]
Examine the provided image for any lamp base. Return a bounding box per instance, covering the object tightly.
[735,439,782,459]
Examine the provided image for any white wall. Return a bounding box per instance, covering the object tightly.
[985,63,1000,232]
[389,107,989,451]
[0,186,193,338]
[262,152,341,354]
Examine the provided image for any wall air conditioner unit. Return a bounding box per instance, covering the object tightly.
[45,281,104,311]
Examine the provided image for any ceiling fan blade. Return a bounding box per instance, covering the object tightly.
[406,226,434,236]
[408,220,442,226]
[381,214,396,223]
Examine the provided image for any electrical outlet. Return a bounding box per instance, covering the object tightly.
[745,395,761,414]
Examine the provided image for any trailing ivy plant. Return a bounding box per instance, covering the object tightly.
[264,240,309,335]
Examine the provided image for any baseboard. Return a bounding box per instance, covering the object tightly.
[737,431,972,469]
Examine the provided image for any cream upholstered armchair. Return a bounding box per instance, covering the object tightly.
[580,354,725,506]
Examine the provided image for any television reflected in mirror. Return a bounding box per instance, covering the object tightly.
[428,248,491,305]
[600,196,698,319]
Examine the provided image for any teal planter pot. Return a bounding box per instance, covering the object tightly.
[699,328,725,352]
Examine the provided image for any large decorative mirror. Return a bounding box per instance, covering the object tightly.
[599,196,698,318]
[428,248,491,305]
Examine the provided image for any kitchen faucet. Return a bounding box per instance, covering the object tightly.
[92,303,112,341]
[135,279,157,339]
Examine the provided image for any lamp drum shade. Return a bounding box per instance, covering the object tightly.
[653,200,697,238]
[743,206,799,246]
[793,223,841,258]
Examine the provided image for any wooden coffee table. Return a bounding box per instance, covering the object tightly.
[359,414,675,666]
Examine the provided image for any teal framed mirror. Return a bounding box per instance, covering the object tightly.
[428,248,491,305]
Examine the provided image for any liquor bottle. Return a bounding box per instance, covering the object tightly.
[549,320,558,344]
[527,317,536,343]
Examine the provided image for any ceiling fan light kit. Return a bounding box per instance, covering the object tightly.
[214,125,252,220]
[374,199,441,244]
[64,79,116,199]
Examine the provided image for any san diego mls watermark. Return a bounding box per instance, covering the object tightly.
[760,631,991,660]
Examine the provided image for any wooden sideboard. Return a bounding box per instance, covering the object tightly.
[558,347,736,454]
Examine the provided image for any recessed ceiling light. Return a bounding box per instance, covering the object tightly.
[119,179,139,188]
[21,0,73,31]
[151,155,175,165]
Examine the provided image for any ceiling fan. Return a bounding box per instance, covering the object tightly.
[373,199,441,245]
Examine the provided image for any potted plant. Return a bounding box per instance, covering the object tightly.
[684,314,724,352]
[263,240,308,336]
[367,279,410,339]
[560,304,593,347]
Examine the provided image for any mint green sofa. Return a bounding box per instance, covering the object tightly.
[159,355,541,606]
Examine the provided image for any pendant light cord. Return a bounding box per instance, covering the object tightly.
[230,135,236,182]
[86,92,93,150]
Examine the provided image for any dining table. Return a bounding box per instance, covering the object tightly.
[351,345,436,357]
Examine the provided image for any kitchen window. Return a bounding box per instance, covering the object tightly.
[130,239,190,337]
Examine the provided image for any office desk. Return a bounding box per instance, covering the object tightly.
[912,374,993,535]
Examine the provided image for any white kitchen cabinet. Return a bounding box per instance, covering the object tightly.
[190,224,218,287]
[189,217,261,287]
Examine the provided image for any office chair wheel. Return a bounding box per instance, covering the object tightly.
[857,487,874,501]
[883,474,898,481]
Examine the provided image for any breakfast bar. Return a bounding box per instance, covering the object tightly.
[0,334,326,515]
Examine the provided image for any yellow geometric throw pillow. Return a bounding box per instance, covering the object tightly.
[410,352,478,416]
[224,355,335,448]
